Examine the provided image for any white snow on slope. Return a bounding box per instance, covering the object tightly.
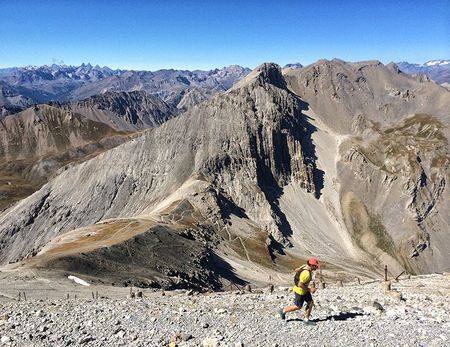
[68,275,90,286]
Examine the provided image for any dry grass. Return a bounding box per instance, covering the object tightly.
[274,253,306,270]
[0,175,42,211]
[16,219,157,270]
[341,192,397,260]
[227,229,274,268]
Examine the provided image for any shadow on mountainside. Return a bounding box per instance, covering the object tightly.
[209,252,248,289]
[255,96,325,244]
[210,253,248,287]
[295,97,325,199]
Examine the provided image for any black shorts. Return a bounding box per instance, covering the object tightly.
[294,291,313,308]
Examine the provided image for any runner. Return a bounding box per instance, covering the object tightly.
[278,258,320,325]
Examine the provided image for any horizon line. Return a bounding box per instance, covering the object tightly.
[0,58,449,72]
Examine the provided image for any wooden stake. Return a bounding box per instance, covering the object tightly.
[23,292,27,301]
[91,291,95,299]
[395,271,405,282]
[357,277,361,285]
[384,265,388,281]
[18,292,21,302]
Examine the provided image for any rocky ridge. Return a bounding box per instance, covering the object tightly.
[284,59,450,275]
[51,91,177,131]
[0,85,33,117]
[284,59,449,133]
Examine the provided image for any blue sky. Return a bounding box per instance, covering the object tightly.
[0,0,448,70]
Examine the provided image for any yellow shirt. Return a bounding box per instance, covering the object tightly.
[293,267,311,295]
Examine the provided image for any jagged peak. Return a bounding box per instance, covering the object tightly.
[230,62,286,91]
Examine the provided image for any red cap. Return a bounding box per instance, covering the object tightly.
[308,258,320,267]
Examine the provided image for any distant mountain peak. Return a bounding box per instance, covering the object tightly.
[283,62,303,69]
[396,60,450,84]
[422,59,450,67]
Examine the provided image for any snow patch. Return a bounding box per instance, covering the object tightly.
[68,275,90,286]
[424,60,450,66]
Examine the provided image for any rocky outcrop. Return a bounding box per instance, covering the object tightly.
[0,105,126,161]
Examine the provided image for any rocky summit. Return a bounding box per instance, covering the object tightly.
[0,59,449,292]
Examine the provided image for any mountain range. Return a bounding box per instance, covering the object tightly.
[0,64,251,117]
[396,60,450,85]
[1,60,449,118]
[0,59,448,290]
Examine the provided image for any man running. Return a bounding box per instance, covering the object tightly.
[278,258,320,325]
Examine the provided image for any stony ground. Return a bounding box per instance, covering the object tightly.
[0,273,448,346]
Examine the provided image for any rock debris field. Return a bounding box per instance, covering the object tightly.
[0,273,448,346]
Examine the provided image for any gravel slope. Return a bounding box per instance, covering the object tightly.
[0,274,448,346]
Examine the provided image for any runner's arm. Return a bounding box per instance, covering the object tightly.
[297,282,308,290]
